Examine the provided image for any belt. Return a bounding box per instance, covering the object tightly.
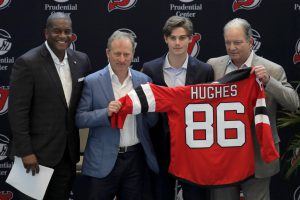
[118,143,141,154]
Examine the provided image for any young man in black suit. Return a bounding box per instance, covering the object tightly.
[142,15,214,200]
[8,12,91,200]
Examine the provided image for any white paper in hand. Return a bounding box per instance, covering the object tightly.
[5,156,54,200]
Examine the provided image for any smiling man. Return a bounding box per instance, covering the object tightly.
[8,12,91,200]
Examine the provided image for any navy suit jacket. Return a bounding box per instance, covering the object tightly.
[9,43,91,166]
[142,55,214,167]
[75,66,159,178]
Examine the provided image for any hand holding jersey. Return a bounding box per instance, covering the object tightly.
[250,65,270,85]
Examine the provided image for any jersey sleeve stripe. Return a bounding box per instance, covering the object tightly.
[135,86,149,113]
[255,106,268,115]
[256,98,266,107]
[255,114,270,125]
[141,84,156,112]
[128,89,141,114]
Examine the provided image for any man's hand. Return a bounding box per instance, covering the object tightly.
[107,100,122,117]
[22,154,39,176]
[250,65,270,85]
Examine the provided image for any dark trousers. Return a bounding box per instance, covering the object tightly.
[43,148,76,200]
[153,170,176,200]
[181,181,208,200]
[84,144,146,200]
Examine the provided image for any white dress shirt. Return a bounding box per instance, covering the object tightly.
[45,41,72,107]
[108,64,139,147]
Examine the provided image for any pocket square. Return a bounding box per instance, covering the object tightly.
[78,77,85,82]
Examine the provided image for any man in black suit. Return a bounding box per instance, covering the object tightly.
[8,12,91,200]
[142,15,214,200]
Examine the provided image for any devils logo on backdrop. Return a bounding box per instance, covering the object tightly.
[232,0,262,12]
[108,0,137,12]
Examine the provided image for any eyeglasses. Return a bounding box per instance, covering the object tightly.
[168,35,190,41]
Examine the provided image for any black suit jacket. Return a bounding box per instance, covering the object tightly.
[142,55,214,168]
[8,43,91,167]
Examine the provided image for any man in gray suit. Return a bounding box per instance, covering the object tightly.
[8,12,91,199]
[75,30,158,200]
[207,18,299,200]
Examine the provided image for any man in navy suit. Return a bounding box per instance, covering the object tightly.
[142,16,214,200]
[75,30,159,200]
[8,12,91,200]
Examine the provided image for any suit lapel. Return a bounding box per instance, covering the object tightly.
[185,56,196,85]
[130,68,142,88]
[98,67,115,101]
[155,56,168,86]
[40,45,68,107]
[251,53,259,66]
[68,50,79,107]
[216,56,229,80]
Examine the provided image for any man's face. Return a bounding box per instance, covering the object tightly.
[164,27,191,57]
[106,38,133,73]
[45,19,72,57]
[224,27,253,67]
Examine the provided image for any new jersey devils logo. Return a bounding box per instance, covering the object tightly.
[0,134,9,161]
[0,29,12,56]
[0,0,11,10]
[232,0,262,12]
[294,186,300,200]
[108,0,137,12]
[187,33,201,57]
[240,191,245,200]
[117,28,137,48]
[0,191,13,200]
[251,28,261,52]
[69,33,77,50]
[0,87,9,115]
[293,38,300,64]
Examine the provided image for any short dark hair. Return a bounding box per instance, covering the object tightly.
[46,12,72,30]
[163,16,193,37]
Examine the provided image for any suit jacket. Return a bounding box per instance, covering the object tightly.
[207,53,299,177]
[142,55,214,168]
[75,66,159,178]
[8,43,91,167]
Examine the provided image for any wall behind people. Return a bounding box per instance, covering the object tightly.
[0,0,300,199]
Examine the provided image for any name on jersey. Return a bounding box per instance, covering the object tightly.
[190,84,237,100]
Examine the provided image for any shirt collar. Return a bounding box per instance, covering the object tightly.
[163,53,188,70]
[227,50,254,68]
[45,41,68,65]
[108,63,132,81]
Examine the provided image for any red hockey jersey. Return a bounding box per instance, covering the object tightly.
[111,68,279,186]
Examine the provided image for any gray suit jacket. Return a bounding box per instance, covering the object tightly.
[75,66,159,178]
[207,53,299,177]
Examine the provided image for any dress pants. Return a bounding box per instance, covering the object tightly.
[43,148,76,200]
[84,144,146,200]
[181,181,208,200]
[210,177,270,200]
